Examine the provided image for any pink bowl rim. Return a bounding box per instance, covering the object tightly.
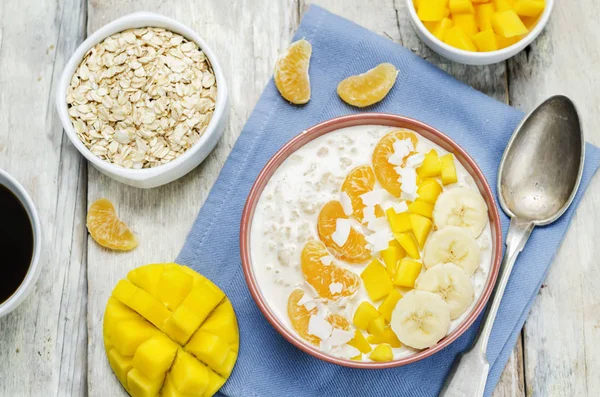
[240,113,502,369]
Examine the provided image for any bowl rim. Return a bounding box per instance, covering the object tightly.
[55,11,228,182]
[406,0,554,59]
[240,113,503,368]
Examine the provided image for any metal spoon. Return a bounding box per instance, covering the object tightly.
[439,95,585,396]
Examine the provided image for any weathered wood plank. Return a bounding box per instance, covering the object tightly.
[0,0,87,396]
[508,1,600,395]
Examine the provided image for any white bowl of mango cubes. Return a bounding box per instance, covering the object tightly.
[407,0,554,65]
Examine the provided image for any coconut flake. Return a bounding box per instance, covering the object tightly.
[367,217,389,232]
[362,205,377,224]
[308,315,333,340]
[335,344,362,359]
[365,229,393,252]
[329,282,343,295]
[359,189,388,207]
[303,300,317,311]
[320,255,334,266]
[297,291,313,306]
[331,218,351,247]
[388,139,415,166]
[393,201,409,213]
[340,191,353,216]
[327,328,355,347]
[396,166,419,202]
[406,152,425,168]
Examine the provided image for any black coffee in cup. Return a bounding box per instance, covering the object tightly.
[0,184,34,303]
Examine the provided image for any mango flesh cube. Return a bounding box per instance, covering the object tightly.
[408,200,434,219]
[213,351,237,378]
[472,0,491,3]
[496,33,521,48]
[128,264,165,297]
[107,348,133,385]
[351,354,362,361]
[367,327,402,348]
[112,319,157,356]
[158,268,194,311]
[199,300,239,349]
[473,29,499,51]
[160,376,180,397]
[348,330,372,354]
[449,0,474,14]
[386,207,412,233]
[204,371,227,397]
[418,0,450,21]
[513,0,544,17]
[127,368,164,397]
[417,150,442,177]
[408,213,433,248]
[181,287,225,327]
[163,305,203,345]
[492,0,514,11]
[186,331,229,371]
[133,336,178,380]
[104,297,140,341]
[394,232,421,259]
[416,179,443,204]
[360,259,393,302]
[367,316,386,337]
[475,3,495,31]
[430,18,454,41]
[394,259,423,288]
[452,13,479,37]
[170,351,210,396]
[520,15,539,29]
[380,241,406,277]
[378,289,403,322]
[369,344,393,362]
[440,154,458,185]
[353,301,380,330]
[492,10,528,37]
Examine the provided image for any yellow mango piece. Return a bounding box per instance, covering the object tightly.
[157,267,194,311]
[430,18,454,41]
[418,0,450,21]
[128,264,165,297]
[351,354,363,361]
[127,368,164,397]
[520,15,539,29]
[472,0,491,3]
[440,154,458,185]
[417,179,443,204]
[367,316,386,337]
[107,348,133,386]
[423,21,438,33]
[417,150,442,177]
[492,10,528,37]
[386,207,412,233]
[453,13,479,37]
[394,259,423,288]
[492,0,514,11]
[113,279,172,329]
[181,286,225,326]
[475,3,495,31]
[378,289,403,322]
[199,300,239,350]
[367,327,402,348]
[361,259,393,302]
[369,344,393,362]
[104,297,140,342]
[513,0,544,17]
[112,319,157,356]
[496,33,521,48]
[353,301,380,330]
[160,375,179,397]
[408,200,434,219]
[170,351,210,396]
[449,0,474,14]
[473,29,499,51]
[408,213,433,248]
[204,371,227,397]
[380,240,406,277]
[213,351,237,378]
[348,330,372,354]
[133,336,178,380]
[394,232,420,259]
[186,331,229,372]
[163,305,203,345]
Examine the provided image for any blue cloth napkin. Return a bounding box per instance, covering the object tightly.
[178,5,600,396]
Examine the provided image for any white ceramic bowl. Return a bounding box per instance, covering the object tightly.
[0,169,42,318]
[56,12,229,188]
[406,0,554,65]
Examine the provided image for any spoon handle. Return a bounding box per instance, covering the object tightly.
[439,218,534,397]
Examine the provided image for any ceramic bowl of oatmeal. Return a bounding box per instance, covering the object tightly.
[240,113,503,368]
[56,12,228,188]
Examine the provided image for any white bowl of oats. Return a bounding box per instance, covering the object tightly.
[56,12,229,188]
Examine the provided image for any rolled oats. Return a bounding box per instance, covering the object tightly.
[66,27,217,169]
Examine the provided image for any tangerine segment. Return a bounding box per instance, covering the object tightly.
[87,198,138,251]
[301,240,360,299]
[337,63,398,108]
[288,289,351,345]
[317,201,372,264]
[274,39,312,104]
[341,165,376,223]
[372,131,419,197]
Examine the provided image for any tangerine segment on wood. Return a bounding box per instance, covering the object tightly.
[337,63,398,108]
[341,165,377,222]
[103,263,239,397]
[317,201,372,264]
[300,240,360,300]
[274,39,312,104]
[372,130,419,197]
[288,289,351,345]
[87,198,138,251]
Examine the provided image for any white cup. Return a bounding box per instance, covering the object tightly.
[0,169,42,318]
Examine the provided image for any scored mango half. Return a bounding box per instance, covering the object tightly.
[103,263,239,397]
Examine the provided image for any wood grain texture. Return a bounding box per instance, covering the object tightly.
[508,1,600,395]
[0,0,87,396]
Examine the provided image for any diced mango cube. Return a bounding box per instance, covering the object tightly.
[429,18,454,41]
[182,286,225,325]
[394,232,421,259]
[473,29,499,51]
[453,14,479,37]
[394,259,423,288]
[133,336,178,380]
[475,3,495,31]
[378,289,403,322]
[472,0,491,3]
[204,371,227,397]
[353,302,380,330]
[449,0,474,14]
[513,0,544,17]
[107,348,133,385]
[380,240,406,277]
[158,267,194,311]
[199,300,239,349]
[112,319,157,356]
[417,150,442,177]
[163,305,203,345]
[127,368,164,397]
[348,330,372,354]
[104,297,139,340]
[170,351,210,396]
[369,344,393,362]
[361,259,393,302]
[127,264,165,297]
[418,0,450,21]
[160,375,179,397]
[520,15,539,29]
[367,316,386,337]
[367,327,402,348]
[496,33,521,48]
[386,207,412,233]
[186,331,229,371]
[408,200,434,219]
[492,0,514,11]
[351,354,362,361]
[417,179,443,204]
[408,213,432,248]
[440,154,458,185]
[112,279,138,305]
[213,351,237,378]
[492,10,528,37]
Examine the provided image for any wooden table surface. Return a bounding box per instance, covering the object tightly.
[0,0,598,396]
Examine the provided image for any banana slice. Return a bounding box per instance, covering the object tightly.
[415,263,474,319]
[390,290,451,349]
[423,226,481,275]
[433,187,488,238]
